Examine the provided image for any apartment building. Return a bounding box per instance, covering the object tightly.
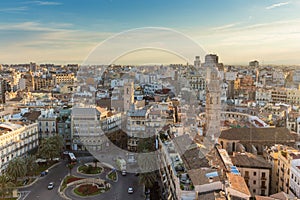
[0,122,39,174]
[231,152,272,196]
[71,107,121,151]
[38,109,57,139]
[53,72,75,85]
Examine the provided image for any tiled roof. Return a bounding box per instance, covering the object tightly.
[220,127,294,142]
[230,152,271,169]
[227,173,251,196]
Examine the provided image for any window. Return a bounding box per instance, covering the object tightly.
[262,172,266,178]
[261,190,265,196]
[253,189,256,193]
[254,172,257,176]
[253,180,256,184]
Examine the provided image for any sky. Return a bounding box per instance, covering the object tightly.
[0,0,300,65]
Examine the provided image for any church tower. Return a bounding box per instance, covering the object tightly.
[205,58,221,141]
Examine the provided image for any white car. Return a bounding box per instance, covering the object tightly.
[128,187,134,194]
[47,182,54,190]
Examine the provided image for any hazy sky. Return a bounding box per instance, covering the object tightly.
[0,0,300,65]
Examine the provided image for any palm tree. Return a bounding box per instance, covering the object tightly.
[67,163,74,175]
[6,157,27,183]
[50,135,64,152]
[93,158,98,168]
[0,175,14,199]
[139,172,156,189]
[38,137,60,162]
[25,155,38,176]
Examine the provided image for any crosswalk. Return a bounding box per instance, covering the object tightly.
[18,191,30,200]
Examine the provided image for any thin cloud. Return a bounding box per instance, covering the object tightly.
[211,23,241,31]
[25,1,62,6]
[0,6,28,12]
[266,2,290,10]
[0,21,72,32]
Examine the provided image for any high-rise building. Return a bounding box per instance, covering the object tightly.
[194,56,201,68]
[204,54,219,66]
[249,60,259,68]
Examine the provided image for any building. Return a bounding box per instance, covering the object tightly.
[249,60,259,68]
[71,107,121,151]
[34,75,53,91]
[0,122,39,174]
[205,61,221,141]
[38,109,57,139]
[0,78,5,104]
[53,72,75,85]
[127,104,147,151]
[57,108,72,150]
[124,81,134,112]
[277,147,300,194]
[194,56,201,68]
[230,152,272,196]
[219,127,295,154]
[290,156,300,198]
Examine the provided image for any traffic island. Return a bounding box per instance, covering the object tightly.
[73,183,110,197]
[106,170,118,182]
[77,164,103,175]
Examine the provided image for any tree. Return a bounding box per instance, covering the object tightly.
[38,135,64,161]
[93,158,98,168]
[139,172,156,189]
[6,157,27,183]
[24,155,38,176]
[0,175,14,199]
[51,135,64,152]
[67,164,75,175]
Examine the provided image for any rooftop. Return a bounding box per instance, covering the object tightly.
[220,127,294,143]
[230,152,272,169]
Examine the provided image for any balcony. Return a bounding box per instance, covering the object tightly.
[261,185,267,189]
[261,176,267,180]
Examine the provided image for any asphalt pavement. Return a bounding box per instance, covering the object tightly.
[19,158,145,200]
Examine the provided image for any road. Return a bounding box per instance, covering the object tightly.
[19,160,68,200]
[19,157,144,200]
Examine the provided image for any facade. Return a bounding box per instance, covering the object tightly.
[54,72,75,85]
[0,122,39,174]
[290,158,300,198]
[34,76,53,91]
[123,81,134,112]
[38,109,57,139]
[71,107,121,151]
[255,89,272,104]
[205,62,221,141]
[127,104,147,151]
[57,108,72,150]
[231,152,272,196]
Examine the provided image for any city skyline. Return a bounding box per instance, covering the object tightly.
[1,0,300,65]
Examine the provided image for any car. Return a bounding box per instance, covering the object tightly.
[121,170,127,176]
[145,188,150,195]
[128,187,134,194]
[47,182,54,190]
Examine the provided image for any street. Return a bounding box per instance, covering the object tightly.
[19,160,68,200]
[19,157,144,200]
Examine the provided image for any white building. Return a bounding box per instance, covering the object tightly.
[290,157,300,198]
[71,107,121,151]
[0,122,39,174]
[38,109,57,139]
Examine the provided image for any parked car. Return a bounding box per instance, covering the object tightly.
[47,182,54,190]
[128,187,134,194]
